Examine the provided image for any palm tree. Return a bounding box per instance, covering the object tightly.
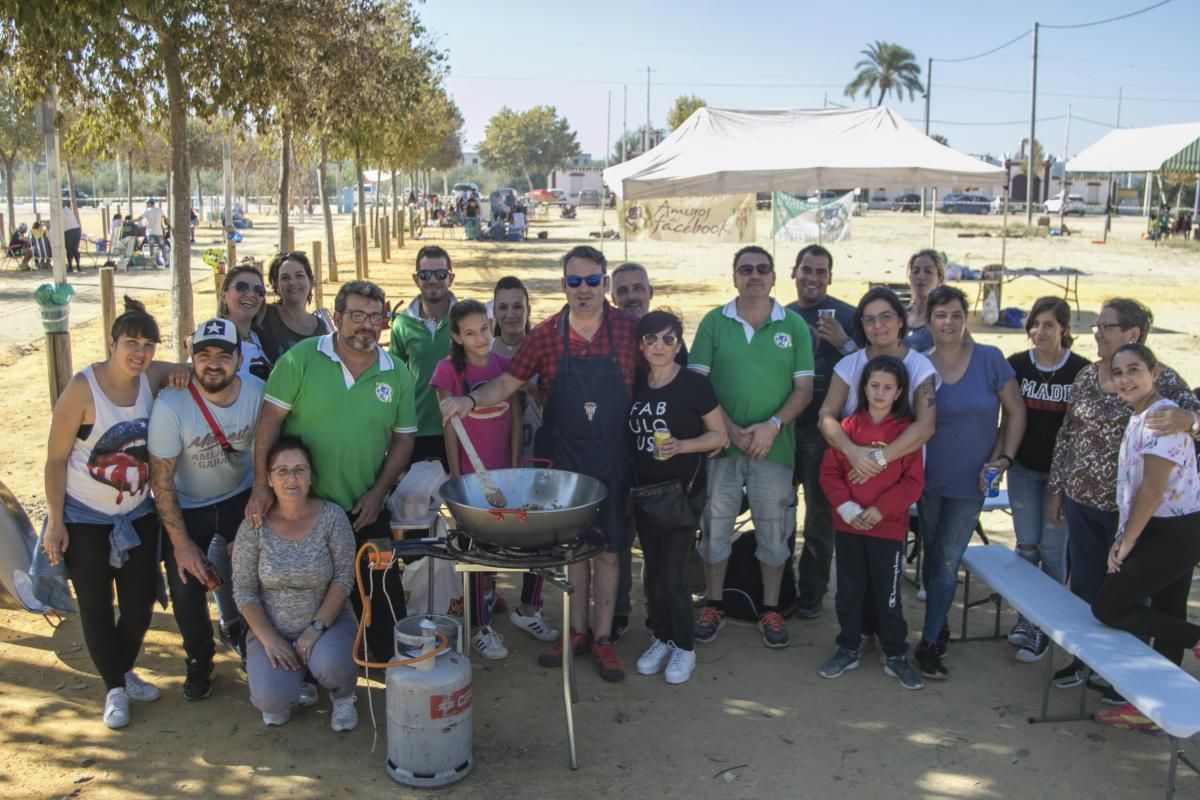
[844,41,924,106]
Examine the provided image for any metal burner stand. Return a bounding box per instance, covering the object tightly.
[392,528,604,769]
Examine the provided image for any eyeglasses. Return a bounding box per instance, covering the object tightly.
[641,333,678,347]
[233,281,266,297]
[735,263,773,276]
[345,310,387,325]
[1091,322,1124,335]
[416,269,451,281]
[270,465,311,480]
[565,273,604,288]
[861,311,899,328]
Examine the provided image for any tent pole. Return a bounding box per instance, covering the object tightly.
[817,182,823,245]
[930,188,938,248]
[1001,186,1010,266]
[600,91,611,251]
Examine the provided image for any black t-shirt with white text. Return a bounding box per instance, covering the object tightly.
[1008,348,1090,473]
[627,367,719,487]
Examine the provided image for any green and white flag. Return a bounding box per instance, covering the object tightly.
[771,191,854,242]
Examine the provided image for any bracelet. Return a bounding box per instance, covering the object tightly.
[998,454,1013,467]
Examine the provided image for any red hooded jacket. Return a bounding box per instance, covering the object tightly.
[819,411,925,542]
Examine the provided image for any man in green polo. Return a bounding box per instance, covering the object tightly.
[689,245,814,650]
[388,245,457,467]
[247,280,417,660]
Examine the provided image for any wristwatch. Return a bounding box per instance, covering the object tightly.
[872,448,888,469]
[769,415,784,431]
[311,619,327,633]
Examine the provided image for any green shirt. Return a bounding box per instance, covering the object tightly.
[689,299,814,467]
[265,334,417,511]
[388,296,454,437]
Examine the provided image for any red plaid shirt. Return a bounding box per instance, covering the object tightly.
[507,303,641,397]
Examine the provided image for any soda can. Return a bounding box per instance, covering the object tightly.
[983,466,1002,498]
[653,430,671,460]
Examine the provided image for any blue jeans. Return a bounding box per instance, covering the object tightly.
[1065,497,1119,605]
[1006,463,1068,585]
[919,492,984,643]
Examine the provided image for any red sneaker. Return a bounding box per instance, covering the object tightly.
[590,638,626,682]
[537,628,590,668]
[758,610,789,648]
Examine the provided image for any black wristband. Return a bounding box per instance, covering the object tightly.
[998,454,1013,467]
[467,393,478,410]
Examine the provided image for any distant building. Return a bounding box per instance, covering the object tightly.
[459,151,482,169]
[547,166,606,203]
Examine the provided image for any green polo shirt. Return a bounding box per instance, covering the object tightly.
[265,334,417,511]
[388,296,454,437]
[689,299,814,467]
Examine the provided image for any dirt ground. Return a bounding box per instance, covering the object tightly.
[0,207,1197,799]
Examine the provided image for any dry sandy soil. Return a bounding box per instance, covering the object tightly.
[0,207,1197,799]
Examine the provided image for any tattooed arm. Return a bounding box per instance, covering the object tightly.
[150,454,209,585]
[880,375,937,462]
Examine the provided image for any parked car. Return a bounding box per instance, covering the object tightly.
[577,189,602,208]
[451,182,479,207]
[62,188,97,207]
[1042,192,1086,215]
[939,193,990,214]
[891,193,921,212]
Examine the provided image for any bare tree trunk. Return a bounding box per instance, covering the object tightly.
[317,137,336,278]
[126,154,133,215]
[277,119,291,254]
[162,33,194,360]
[355,142,366,230]
[2,156,14,235]
[195,166,203,221]
[390,166,398,225]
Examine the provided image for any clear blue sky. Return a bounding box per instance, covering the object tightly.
[419,0,1199,164]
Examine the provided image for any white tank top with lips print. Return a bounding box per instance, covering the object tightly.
[65,365,154,515]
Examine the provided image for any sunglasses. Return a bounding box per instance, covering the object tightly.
[565,273,604,288]
[736,263,774,276]
[416,269,451,281]
[233,281,266,297]
[641,333,678,346]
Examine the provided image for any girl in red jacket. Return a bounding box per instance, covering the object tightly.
[818,355,926,689]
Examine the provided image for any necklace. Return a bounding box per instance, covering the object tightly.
[1030,348,1067,385]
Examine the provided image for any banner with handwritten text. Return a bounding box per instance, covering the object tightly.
[621,194,757,243]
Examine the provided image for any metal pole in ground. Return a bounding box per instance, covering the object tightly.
[100,267,115,348]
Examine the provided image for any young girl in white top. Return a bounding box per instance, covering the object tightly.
[1091,343,1200,730]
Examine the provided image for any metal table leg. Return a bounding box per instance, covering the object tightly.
[561,580,577,769]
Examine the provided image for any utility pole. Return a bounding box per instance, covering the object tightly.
[601,90,611,243]
[922,57,933,217]
[622,84,628,163]
[1059,104,1072,231]
[1025,22,1039,225]
[643,66,651,154]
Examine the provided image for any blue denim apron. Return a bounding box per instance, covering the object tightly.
[534,308,632,549]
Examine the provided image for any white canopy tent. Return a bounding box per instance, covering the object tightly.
[1066,122,1200,174]
[602,106,1005,200]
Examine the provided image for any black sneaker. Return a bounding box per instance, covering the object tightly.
[218,618,247,659]
[611,615,629,643]
[1052,658,1086,689]
[1096,683,1126,706]
[935,623,951,657]
[914,641,948,680]
[793,592,823,619]
[1015,628,1050,663]
[183,656,214,701]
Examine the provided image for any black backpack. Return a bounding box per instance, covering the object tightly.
[720,529,797,621]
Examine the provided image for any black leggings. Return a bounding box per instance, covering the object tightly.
[635,509,695,650]
[63,515,160,690]
[1091,513,1200,665]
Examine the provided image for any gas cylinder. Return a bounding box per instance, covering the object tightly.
[386,618,474,788]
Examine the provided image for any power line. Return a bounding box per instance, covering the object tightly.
[1041,0,1173,29]
[934,30,1029,64]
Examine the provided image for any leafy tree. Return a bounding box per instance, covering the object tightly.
[844,41,924,106]
[0,72,38,234]
[1018,137,1045,176]
[479,105,580,191]
[667,94,706,131]
[609,125,667,164]
[931,133,949,147]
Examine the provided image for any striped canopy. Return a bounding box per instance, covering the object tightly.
[1067,122,1200,174]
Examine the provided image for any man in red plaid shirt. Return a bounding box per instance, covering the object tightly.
[441,245,641,681]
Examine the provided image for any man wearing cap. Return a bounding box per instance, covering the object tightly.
[689,245,814,649]
[136,199,169,268]
[442,245,641,681]
[247,281,417,660]
[388,245,457,469]
[149,318,265,700]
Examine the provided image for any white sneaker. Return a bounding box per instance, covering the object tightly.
[510,609,559,642]
[103,688,130,729]
[917,587,927,602]
[124,670,160,702]
[331,695,358,732]
[297,682,318,708]
[262,709,291,727]
[636,638,672,675]
[471,626,509,660]
[664,646,696,685]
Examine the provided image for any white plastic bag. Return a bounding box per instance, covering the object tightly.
[403,556,462,616]
[389,460,448,521]
[981,287,1000,326]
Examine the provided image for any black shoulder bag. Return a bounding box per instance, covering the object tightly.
[628,456,705,532]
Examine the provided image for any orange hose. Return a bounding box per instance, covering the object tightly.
[353,541,452,669]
